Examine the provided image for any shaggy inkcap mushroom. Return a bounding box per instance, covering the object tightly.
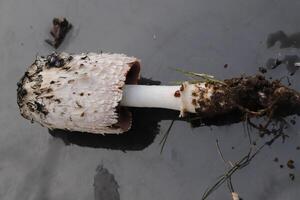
[18,52,300,134]
[17,52,141,134]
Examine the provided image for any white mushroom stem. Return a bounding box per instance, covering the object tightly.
[120,83,211,116]
[121,85,182,110]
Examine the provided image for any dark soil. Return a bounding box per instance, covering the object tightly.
[190,75,300,126]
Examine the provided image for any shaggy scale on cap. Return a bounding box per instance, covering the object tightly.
[17,52,140,134]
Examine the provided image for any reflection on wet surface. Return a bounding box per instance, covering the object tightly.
[266,55,300,75]
[267,31,300,49]
[266,31,300,75]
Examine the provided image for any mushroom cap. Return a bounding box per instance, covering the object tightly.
[17,52,140,134]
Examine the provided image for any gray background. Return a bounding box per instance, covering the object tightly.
[0,0,300,199]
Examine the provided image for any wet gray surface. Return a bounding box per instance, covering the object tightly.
[1,0,300,199]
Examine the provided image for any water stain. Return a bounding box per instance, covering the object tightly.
[267,30,300,49]
[266,55,300,75]
[94,165,120,200]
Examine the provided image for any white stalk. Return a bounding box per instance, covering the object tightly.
[120,85,182,110]
[121,82,213,116]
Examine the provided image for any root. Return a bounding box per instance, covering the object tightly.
[201,115,288,200]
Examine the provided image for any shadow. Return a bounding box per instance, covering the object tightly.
[49,108,165,151]
[48,107,248,150]
[267,30,300,49]
[49,77,166,151]
[266,55,300,75]
[188,109,244,128]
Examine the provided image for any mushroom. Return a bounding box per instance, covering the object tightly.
[17,52,300,134]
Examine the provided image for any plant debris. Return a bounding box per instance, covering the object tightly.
[45,17,72,49]
[202,116,290,200]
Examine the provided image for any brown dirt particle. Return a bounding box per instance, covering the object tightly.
[287,160,295,169]
[75,101,82,108]
[192,99,197,106]
[174,90,181,97]
[180,84,184,91]
[280,165,284,169]
[45,95,54,99]
[54,99,61,103]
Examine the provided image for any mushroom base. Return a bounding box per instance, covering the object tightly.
[187,75,300,126]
